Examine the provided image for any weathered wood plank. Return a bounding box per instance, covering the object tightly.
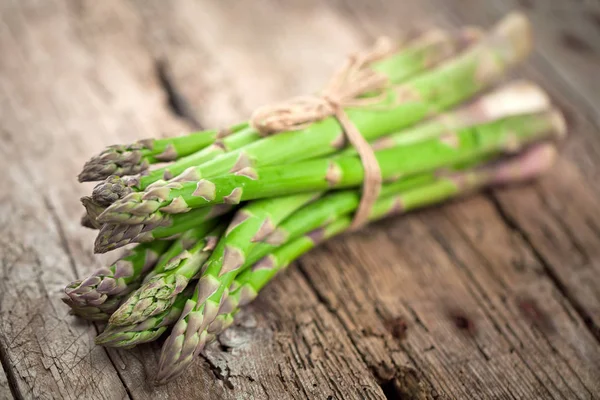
[2,0,600,399]
[0,0,188,398]
[0,0,392,398]
[390,0,600,345]
[129,0,366,128]
[298,202,600,399]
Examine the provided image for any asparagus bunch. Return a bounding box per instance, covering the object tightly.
[62,12,569,385]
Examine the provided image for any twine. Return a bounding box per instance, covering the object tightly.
[250,37,396,229]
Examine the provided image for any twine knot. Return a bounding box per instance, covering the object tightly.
[250,37,397,229]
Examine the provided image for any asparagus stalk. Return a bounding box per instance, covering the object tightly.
[94,203,232,253]
[108,190,317,327]
[137,28,474,186]
[108,223,226,326]
[155,142,559,383]
[78,122,249,182]
[237,81,551,265]
[88,26,481,207]
[62,240,172,321]
[99,109,564,224]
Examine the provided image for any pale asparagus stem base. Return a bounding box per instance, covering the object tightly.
[86,25,480,210]
[153,142,560,384]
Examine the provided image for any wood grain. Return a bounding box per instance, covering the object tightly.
[427,0,600,338]
[1,0,599,399]
[0,0,186,398]
[0,367,10,400]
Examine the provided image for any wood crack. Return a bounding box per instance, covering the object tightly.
[155,59,203,130]
[0,333,25,400]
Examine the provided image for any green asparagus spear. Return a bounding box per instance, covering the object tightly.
[95,286,195,348]
[78,122,249,182]
[144,14,528,192]
[98,14,532,225]
[108,223,226,326]
[156,142,559,383]
[62,240,172,321]
[93,203,233,253]
[99,109,563,224]
[93,80,551,250]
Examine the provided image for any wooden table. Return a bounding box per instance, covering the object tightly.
[1,1,600,399]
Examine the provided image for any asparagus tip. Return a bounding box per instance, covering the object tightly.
[80,213,99,229]
[92,176,134,207]
[78,146,148,182]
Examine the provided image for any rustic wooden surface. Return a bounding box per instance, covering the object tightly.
[1,0,599,399]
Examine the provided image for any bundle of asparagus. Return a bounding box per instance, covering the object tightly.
[63,12,567,384]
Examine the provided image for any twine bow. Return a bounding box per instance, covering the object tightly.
[250,37,396,229]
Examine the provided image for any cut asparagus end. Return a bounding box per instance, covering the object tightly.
[492,11,533,63]
[474,80,551,120]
